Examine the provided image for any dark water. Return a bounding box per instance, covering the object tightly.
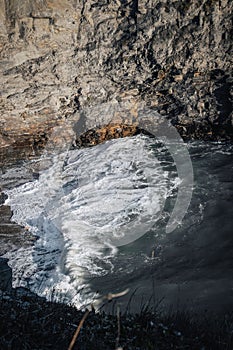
[1,139,233,315]
[88,141,233,314]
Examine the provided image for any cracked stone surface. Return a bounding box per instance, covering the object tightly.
[0,0,232,166]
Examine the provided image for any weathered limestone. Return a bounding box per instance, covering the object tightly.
[0,0,232,166]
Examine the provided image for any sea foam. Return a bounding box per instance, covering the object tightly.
[4,135,177,307]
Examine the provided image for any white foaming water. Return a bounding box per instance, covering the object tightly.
[4,135,177,307]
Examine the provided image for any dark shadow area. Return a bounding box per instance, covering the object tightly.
[0,287,233,349]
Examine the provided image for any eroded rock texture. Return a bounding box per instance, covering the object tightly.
[0,0,232,164]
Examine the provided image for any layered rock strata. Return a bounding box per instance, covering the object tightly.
[0,0,232,165]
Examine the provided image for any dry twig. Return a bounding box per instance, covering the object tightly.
[68,309,90,350]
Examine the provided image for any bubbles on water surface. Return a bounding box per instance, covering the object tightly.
[4,135,180,306]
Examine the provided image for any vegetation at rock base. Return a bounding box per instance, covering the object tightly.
[0,290,233,350]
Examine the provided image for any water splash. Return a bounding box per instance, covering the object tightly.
[4,135,179,306]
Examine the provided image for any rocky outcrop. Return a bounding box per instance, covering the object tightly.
[75,123,139,147]
[0,257,12,291]
[0,194,36,255]
[0,0,232,165]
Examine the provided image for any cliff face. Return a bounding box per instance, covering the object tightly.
[0,0,232,164]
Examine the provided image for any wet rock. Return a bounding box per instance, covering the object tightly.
[0,257,12,291]
[0,195,36,255]
[75,123,139,148]
[0,192,8,205]
[0,204,12,222]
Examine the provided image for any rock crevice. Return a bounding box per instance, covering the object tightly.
[0,0,232,165]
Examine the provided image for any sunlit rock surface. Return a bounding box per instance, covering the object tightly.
[0,0,232,165]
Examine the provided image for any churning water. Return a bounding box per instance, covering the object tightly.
[2,136,233,313]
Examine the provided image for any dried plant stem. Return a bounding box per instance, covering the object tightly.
[68,309,90,350]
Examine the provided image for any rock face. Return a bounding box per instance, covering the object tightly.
[0,257,12,291]
[0,199,36,255]
[0,0,232,164]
